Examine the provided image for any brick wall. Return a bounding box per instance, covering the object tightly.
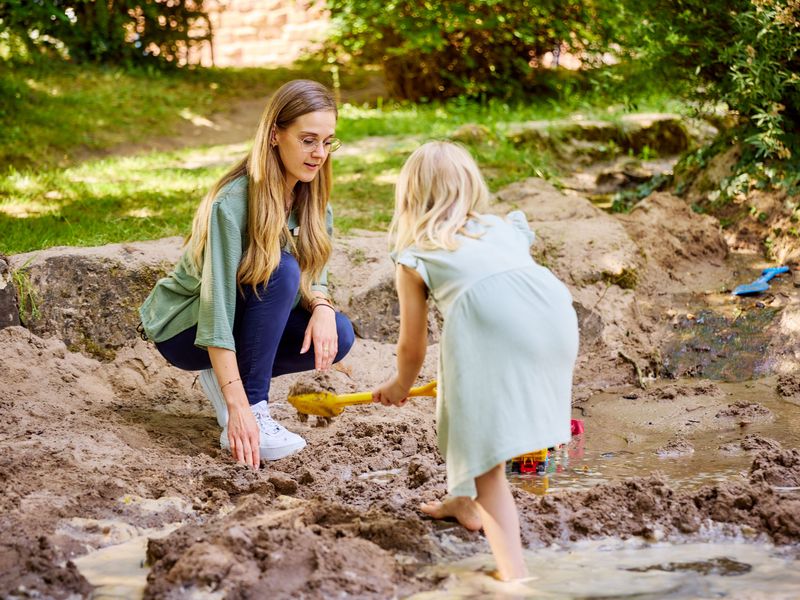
[198,0,330,67]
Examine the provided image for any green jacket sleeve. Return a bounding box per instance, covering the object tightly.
[194,199,244,351]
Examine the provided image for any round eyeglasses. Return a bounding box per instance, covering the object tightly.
[298,136,342,154]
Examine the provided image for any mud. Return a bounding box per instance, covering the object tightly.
[3,166,800,597]
[2,320,800,598]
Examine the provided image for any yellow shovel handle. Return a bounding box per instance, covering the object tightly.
[332,380,437,409]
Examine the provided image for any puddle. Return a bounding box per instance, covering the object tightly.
[660,258,796,382]
[72,524,179,600]
[409,538,800,599]
[510,379,800,496]
[663,306,781,381]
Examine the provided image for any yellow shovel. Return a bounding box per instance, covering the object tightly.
[288,380,437,418]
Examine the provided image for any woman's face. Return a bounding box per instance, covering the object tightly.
[275,110,337,191]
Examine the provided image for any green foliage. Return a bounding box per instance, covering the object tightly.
[626,0,800,160]
[0,0,211,66]
[323,0,621,101]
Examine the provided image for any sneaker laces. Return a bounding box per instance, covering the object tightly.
[253,410,282,436]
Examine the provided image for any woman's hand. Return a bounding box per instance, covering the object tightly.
[226,402,261,469]
[373,377,410,407]
[301,305,338,370]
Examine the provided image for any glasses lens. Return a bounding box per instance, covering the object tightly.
[301,138,317,152]
[326,138,342,153]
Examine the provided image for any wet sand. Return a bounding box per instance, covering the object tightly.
[1,323,799,598]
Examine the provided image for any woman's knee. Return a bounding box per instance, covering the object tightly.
[334,313,355,362]
[248,252,301,301]
[273,251,301,291]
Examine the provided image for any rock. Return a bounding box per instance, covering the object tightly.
[507,113,694,159]
[507,118,618,147]
[448,123,493,145]
[8,238,183,360]
[619,113,691,155]
[0,255,20,328]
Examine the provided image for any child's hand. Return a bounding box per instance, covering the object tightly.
[372,378,409,407]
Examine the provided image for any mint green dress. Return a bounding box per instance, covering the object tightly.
[395,211,578,498]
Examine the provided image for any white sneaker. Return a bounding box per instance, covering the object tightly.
[198,369,228,428]
[220,400,306,461]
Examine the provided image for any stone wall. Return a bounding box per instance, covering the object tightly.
[197,0,330,67]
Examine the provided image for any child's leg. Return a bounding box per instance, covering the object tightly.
[474,463,528,581]
[419,497,482,531]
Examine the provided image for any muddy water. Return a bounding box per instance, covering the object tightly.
[513,379,800,496]
[409,539,800,599]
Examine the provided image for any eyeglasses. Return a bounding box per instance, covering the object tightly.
[297,136,342,154]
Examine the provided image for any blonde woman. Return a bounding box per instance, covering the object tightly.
[372,141,578,581]
[140,80,354,470]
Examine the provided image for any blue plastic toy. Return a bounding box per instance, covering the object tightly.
[732,266,790,296]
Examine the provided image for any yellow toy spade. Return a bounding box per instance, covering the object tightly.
[288,380,437,419]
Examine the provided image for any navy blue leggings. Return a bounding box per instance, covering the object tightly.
[155,251,355,406]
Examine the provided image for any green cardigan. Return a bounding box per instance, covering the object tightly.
[139,176,332,351]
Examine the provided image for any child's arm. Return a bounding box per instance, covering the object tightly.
[373,264,428,406]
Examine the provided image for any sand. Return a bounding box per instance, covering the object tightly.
[1,319,799,598]
[2,177,800,598]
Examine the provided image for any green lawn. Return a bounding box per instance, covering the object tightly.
[0,61,686,255]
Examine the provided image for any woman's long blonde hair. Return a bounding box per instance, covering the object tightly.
[390,141,489,253]
[187,79,335,301]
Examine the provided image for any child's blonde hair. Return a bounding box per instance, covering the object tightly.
[390,141,489,253]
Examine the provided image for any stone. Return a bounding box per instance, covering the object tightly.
[448,123,493,145]
[8,238,183,360]
[506,113,697,160]
[0,254,21,329]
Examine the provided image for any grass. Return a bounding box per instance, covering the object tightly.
[1,59,688,255]
[0,59,371,169]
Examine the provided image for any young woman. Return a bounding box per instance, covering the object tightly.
[140,80,355,470]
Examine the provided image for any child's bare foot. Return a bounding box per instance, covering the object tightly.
[419,497,482,531]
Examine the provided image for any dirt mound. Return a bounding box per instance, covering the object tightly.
[619,192,728,292]
[749,449,800,487]
[516,450,800,546]
[719,435,782,454]
[144,496,427,600]
[777,373,800,399]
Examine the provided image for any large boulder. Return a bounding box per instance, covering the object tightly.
[8,239,183,360]
[506,113,695,161]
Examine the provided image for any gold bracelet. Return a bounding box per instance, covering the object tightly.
[220,377,241,390]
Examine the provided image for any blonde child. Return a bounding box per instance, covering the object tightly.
[372,141,578,581]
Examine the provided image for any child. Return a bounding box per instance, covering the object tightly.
[373,141,578,581]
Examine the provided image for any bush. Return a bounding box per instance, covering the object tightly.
[627,0,800,160]
[323,0,620,101]
[0,0,211,67]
